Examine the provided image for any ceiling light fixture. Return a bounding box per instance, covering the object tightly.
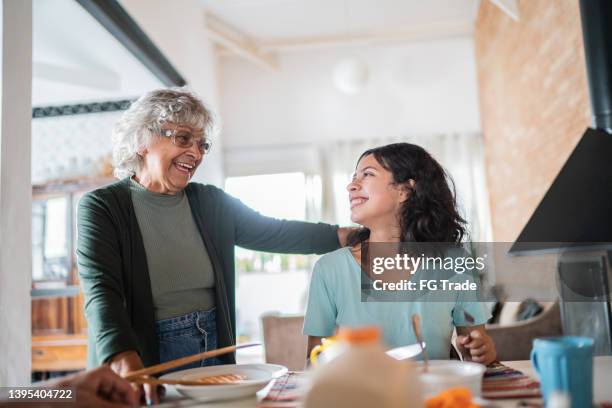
[333,57,369,95]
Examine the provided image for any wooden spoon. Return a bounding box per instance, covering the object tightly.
[123,343,260,380]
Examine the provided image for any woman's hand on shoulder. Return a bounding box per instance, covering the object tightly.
[337,227,359,247]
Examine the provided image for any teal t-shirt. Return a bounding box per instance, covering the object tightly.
[303,247,490,359]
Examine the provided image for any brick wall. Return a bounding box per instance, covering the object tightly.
[474,0,591,241]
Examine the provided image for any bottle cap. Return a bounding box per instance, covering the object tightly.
[336,326,381,344]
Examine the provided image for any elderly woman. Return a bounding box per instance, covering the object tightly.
[77,88,345,401]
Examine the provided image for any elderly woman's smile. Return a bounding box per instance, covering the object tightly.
[175,160,195,174]
[170,148,200,178]
[171,154,199,177]
[135,126,205,195]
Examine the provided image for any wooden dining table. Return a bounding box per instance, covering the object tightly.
[158,356,612,407]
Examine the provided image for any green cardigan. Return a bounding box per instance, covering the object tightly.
[77,178,340,368]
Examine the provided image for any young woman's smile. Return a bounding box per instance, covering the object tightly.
[347,154,406,228]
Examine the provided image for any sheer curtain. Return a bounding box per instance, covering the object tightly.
[319,133,492,242]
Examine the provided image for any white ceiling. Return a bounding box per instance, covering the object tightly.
[203,0,478,41]
[32,0,163,106]
[32,0,481,106]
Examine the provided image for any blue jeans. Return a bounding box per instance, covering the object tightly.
[156,308,222,374]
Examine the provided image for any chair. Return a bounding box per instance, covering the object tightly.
[261,313,308,371]
[486,301,562,361]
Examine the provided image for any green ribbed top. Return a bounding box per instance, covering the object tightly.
[129,178,215,320]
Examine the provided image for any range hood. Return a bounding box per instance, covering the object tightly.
[510,0,612,254]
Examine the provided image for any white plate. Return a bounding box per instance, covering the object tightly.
[386,342,425,360]
[160,363,288,402]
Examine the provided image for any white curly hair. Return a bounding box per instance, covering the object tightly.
[111,87,213,179]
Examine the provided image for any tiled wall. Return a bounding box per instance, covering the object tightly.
[31,111,120,184]
[474,0,591,241]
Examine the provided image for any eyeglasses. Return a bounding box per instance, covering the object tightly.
[162,128,212,154]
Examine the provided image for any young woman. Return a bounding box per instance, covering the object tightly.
[303,143,496,364]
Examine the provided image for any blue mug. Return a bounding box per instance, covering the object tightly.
[530,336,594,407]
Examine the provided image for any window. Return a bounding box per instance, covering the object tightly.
[225,172,319,359]
[31,195,71,283]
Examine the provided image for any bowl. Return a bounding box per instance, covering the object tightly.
[417,360,486,397]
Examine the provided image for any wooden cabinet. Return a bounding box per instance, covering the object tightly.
[31,177,113,373]
[32,334,88,372]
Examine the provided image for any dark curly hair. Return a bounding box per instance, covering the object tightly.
[347,143,466,245]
